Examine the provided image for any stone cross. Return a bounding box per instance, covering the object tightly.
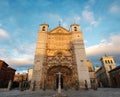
[56,72,62,94]
[59,21,61,26]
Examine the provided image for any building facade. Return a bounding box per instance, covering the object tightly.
[0,60,16,88]
[109,66,120,88]
[31,23,90,90]
[95,55,116,87]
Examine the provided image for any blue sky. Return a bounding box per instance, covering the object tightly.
[0,0,120,73]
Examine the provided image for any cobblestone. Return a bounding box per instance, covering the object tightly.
[0,88,120,97]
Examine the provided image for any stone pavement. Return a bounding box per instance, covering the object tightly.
[0,88,120,97]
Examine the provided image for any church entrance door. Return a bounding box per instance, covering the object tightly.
[56,75,63,89]
[46,66,73,89]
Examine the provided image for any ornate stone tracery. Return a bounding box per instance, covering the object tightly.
[41,32,78,89]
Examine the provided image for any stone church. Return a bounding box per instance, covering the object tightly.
[31,23,91,90]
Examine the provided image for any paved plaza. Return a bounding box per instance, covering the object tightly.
[0,88,120,97]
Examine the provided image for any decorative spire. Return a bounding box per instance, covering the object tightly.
[59,21,61,26]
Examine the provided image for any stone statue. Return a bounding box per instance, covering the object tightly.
[85,80,88,90]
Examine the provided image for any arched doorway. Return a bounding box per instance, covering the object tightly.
[46,66,73,89]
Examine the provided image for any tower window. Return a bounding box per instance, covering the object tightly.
[105,60,107,64]
[111,60,113,64]
[109,65,112,70]
[108,60,110,64]
[42,26,46,31]
[74,27,77,31]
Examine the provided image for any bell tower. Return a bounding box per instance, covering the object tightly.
[71,23,80,32]
[31,23,48,90]
[40,24,49,32]
[71,23,91,88]
[71,23,83,41]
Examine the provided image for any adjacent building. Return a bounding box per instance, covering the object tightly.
[87,60,93,72]
[0,60,16,88]
[31,23,91,90]
[109,66,120,88]
[87,60,96,87]
[94,66,100,72]
[95,55,116,87]
[13,73,28,88]
[14,73,28,82]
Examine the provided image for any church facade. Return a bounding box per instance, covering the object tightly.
[31,23,91,90]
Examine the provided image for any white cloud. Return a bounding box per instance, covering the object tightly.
[73,15,81,22]
[0,29,9,38]
[62,15,81,28]
[82,10,100,26]
[7,58,33,66]
[86,34,120,56]
[44,13,81,29]
[109,4,120,14]
[62,22,68,28]
[0,43,35,66]
[82,10,94,22]
[84,5,90,10]
[0,48,9,58]
[84,26,92,32]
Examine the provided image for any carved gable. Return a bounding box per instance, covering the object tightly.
[49,27,70,34]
